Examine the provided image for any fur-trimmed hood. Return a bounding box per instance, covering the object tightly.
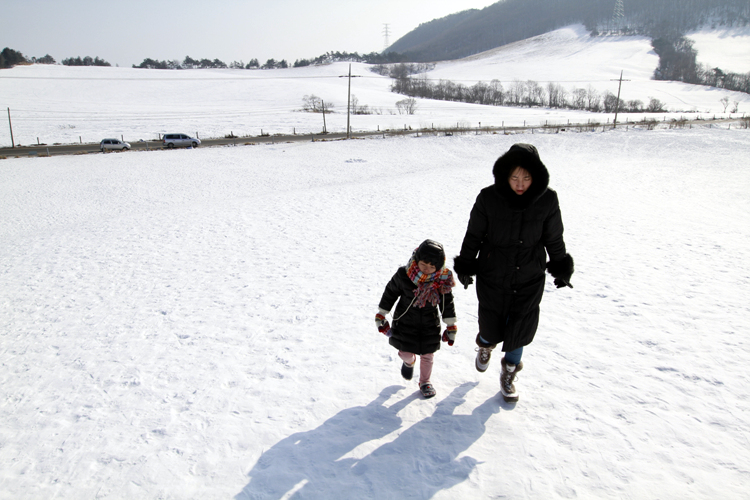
[492,143,550,209]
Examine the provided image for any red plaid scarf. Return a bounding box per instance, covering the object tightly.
[406,256,455,308]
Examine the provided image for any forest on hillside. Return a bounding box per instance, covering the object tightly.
[388,0,750,62]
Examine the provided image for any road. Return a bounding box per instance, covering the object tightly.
[0,117,742,158]
[0,131,383,158]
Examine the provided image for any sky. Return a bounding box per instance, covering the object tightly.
[4,0,500,67]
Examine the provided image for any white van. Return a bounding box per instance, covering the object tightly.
[163,133,201,149]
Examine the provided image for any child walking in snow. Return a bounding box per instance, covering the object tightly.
[375,239,457,399]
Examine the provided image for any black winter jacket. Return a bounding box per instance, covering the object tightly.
[454,144,570,351]
[378,267,457,355]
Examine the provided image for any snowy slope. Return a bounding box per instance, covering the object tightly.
[1,127,750,499]
[422,24,750,116]
[687,25,750,74]
[1,25,749,149]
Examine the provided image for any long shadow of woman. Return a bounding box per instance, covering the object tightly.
[237,382,501,499]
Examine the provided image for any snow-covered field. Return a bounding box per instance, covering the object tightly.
[2,125,750,499]
[687,25,750,74]
[1,25,748,149]
[2,22,750,500]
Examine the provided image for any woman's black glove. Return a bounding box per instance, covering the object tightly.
[456,274,474,289]
[546,254,574,289]
[453,255,478,290]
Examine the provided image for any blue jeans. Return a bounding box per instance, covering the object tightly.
[479,335,523,365]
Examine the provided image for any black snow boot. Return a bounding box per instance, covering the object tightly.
[475,333,496,373]
[500,357,523,403]
[401,360,415,381]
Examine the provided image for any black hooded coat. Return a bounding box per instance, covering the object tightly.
[453,144,571,352]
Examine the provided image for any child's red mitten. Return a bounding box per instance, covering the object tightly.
[442,325,457,346]
[375,313,392,337]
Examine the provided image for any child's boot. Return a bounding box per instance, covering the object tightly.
[475,333,495,372]
[401,360,415,381]
[500,357,523,403]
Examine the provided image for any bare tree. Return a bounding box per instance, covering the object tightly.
[647,97,666,112]
[603,91,619,113]
[627,99,644,112]
[302,94,333,113]
[488,79,505,105]
[525,80,545,107]
[509,80,525,105]
[586,85,601,111]
[720,96,730,112]
[571,88,587,110]
[396,98,418,115]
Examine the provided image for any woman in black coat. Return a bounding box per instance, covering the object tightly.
[453,143,573,403]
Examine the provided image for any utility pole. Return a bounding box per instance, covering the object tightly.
[321,99,327,134]
[611,71,630,128]
[346,64,352,138]
[339,66,361,139]
[7,108,14,148]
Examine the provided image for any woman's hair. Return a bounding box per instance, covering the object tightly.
[508,165,532,179]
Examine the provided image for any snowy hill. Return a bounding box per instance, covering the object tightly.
[688,25,750,73]
[1,23,750,500]
[420,25,750,114]
[1,25,748,149]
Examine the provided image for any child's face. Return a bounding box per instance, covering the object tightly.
[418,260,437,274]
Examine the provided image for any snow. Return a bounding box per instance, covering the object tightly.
[687,26,750,74]
[2,24,750,500]
[1,25,749,149]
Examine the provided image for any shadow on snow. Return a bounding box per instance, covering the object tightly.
[236,382,502,499]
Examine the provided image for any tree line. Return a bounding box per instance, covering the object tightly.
[390,68,669,114]
[2,47,406,71]
[1,48,112,68]
[652,36,750,94]
[62,56,110,67]
[132,51,407,70]
[1,47,56,68]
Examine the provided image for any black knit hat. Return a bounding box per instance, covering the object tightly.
[414,239,446,270]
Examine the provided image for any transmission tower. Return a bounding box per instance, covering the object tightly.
[612,0,625,32]
[382,23,391,51]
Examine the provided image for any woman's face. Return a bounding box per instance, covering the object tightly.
[508,167,533,195]
[418,260,437,274]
